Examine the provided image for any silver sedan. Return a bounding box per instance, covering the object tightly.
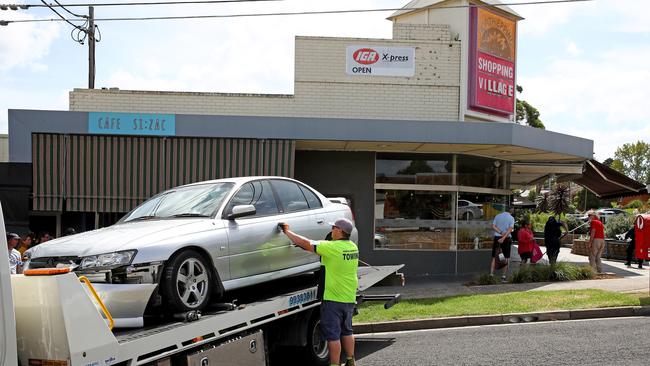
[25,177,357,327]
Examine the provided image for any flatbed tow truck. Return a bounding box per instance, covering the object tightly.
[0,207,402,366]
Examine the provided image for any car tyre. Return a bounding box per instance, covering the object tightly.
[161,250,212,313]
[303,313,329,366]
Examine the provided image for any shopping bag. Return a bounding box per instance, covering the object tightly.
[495,248,508,269]
[531,242,544,263]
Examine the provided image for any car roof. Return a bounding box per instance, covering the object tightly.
[179,176,299,188]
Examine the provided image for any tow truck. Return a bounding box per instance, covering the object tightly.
[0,206,402,366]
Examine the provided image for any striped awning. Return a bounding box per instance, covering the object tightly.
[32,133,65,211]
[33,134,295,213]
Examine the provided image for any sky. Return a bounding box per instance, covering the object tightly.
[1,0,649,161]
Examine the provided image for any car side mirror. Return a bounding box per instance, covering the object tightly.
[227,205,256,220]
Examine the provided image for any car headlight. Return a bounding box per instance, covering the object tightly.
[80,250,137,270]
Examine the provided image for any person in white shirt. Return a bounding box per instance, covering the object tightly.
[6,232,23,274]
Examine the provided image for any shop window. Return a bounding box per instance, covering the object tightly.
[457,156,507,189]
[376,154,452,185]
[375,189,455,250]
[456,193,509,251]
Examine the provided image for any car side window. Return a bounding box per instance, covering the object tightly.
[226,180,279,216]
[271,179,310,213]
[298,184,322,209]
[459,201,468,207]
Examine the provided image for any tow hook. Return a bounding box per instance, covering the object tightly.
[174,310,202,322]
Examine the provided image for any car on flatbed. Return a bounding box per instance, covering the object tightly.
[24,176,357,327]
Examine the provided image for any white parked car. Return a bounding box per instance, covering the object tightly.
[25,177,357,327]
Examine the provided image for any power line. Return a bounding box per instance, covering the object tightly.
[3,0,284,8]
[0,0,595,25]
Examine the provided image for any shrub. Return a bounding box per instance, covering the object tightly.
[565,215,589,235]
[529,212,551,232]
[476,273,498,285]
[509,263,594,283]
[624,200,644,209]
[604,214,633,239]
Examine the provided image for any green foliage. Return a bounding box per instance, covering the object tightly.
[624,200,644,209]
[515,85,545,129]
[565,215,589,234]
[611,140,650,184]
[529,212,551,232]
[510,263,594,284]
[604,214,634,239]
[476,273,498,285]
[572,188,604,210]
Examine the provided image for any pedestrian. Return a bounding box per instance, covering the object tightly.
[491,206,515,281]
[587,210,605,273]
[279,218,358,366]
[624,227,643,269]
[16,231,35,256]
[544,216,568,265]
[37,231,52,244]
[517,219,534,265]
[6,232,23,274]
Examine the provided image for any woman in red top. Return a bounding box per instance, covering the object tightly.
[517,219,535,265]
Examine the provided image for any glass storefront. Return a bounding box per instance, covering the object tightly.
[375,153,510,251]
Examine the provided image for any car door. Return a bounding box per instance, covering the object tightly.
[224,179,286,280]
[270,179,324,268]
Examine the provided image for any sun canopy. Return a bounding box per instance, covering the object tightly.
[573,159,648,199]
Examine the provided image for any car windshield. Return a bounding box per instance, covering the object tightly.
[121,182,234,222]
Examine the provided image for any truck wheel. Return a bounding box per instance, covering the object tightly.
[161,250,212,313]
[304,314,329,365]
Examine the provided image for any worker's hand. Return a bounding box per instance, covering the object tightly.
[278,222,289,233]
[498,237,505,244]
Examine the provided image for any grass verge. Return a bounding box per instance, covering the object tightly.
[354,289,648,323]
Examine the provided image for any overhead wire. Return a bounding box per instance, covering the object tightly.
[8,0,285,8]
[2,0,595,25]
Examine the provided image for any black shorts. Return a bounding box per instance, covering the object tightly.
[492,236,512,258]
[320,300,355,341]
[520,252,532,261]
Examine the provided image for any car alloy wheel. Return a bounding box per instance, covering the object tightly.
[162,250,213,312]
[176,257,209,308]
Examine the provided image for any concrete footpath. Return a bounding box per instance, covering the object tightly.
[355,247,650,333]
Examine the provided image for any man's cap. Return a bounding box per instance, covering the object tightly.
[329,218,354,235]
[6,232,20,240]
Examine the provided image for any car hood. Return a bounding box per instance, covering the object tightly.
[29,219,212,259]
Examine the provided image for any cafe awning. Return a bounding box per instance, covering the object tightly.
[573,159,648,199]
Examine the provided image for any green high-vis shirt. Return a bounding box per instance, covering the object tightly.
[315,239,359,303]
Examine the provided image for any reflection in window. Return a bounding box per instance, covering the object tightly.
[456,193,508,251]
[376,154,452,185]
[375,190,455,250]
[457,156,508,189]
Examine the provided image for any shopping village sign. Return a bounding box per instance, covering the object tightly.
[468,7,517,117]
[346,45,415,77]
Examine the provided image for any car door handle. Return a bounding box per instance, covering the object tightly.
[317,220,325,224]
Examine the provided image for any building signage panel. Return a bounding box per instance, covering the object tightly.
[88,112,176,136]
[468,7,517,117]
[346,45,415,77]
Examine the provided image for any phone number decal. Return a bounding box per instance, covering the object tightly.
[288,289,317,307]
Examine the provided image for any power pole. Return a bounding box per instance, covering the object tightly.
[88,6,95,89]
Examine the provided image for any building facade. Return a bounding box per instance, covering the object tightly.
[8,0,593,276]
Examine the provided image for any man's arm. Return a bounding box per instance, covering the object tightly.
[279,223,316,253]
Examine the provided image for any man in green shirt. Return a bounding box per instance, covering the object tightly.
[280,218,359,366]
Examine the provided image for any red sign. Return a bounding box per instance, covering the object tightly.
[353,48,379,65]
[634,215,650,260]
[468,8,517,117]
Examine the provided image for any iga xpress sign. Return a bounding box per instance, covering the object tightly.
[468,7,517,117]
[346,46,415,77]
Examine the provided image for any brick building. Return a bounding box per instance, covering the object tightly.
[8,0,594,276]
